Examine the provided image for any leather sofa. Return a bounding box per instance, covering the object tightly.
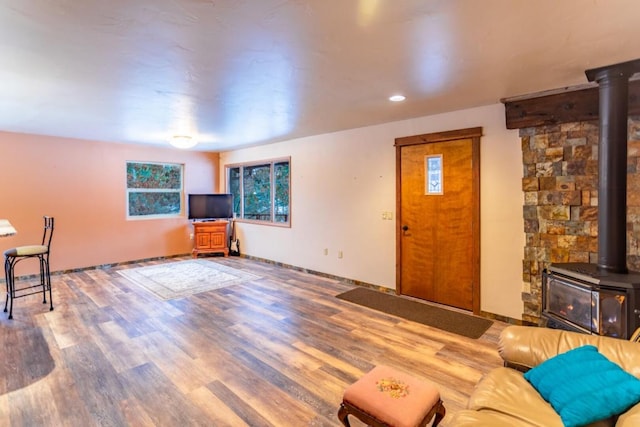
[449,325,640,426]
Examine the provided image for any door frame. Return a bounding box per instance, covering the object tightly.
[394,127,482,314]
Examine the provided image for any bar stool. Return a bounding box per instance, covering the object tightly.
[4,216,55,319]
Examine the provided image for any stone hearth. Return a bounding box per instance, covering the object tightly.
[521,117,640,324]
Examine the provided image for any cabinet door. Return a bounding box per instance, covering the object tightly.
[210,231,225,249]
[196,233,211,249]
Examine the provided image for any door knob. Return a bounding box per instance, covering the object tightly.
[402,225,409,231]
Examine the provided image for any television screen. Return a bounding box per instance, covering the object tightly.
[188,194,234,220]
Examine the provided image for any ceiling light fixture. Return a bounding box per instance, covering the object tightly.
[169,135,197,149]
[389,94,406,102]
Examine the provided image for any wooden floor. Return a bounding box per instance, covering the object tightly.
[0,256,507,426]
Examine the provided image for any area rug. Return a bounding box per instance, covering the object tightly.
[336,287,493,339]
[118,260,260,300]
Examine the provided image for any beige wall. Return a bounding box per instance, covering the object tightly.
[0,132,219,276]
[220,104,525,320]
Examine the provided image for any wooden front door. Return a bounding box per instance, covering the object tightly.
[395,128,481,312]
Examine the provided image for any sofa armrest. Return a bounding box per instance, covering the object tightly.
[498,326,640,376]
[617,402,640,426]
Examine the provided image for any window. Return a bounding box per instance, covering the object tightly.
[126,161,184,219]
[227,158,290,225]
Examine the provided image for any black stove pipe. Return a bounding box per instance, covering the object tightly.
[586,59,640,273]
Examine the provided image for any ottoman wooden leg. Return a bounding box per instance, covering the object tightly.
[338,403,351,427]
[432,399,446,427]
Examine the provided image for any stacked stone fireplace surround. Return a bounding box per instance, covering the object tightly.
[521,117,640,324]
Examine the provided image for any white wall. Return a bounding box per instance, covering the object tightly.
[220,103,524,320]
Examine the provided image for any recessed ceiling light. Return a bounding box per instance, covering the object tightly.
[389,95,406,102]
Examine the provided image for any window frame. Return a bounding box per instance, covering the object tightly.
[226,157,291,227]
[125,161,185,220]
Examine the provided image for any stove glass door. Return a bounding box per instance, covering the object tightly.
[599,290,627,338]
[545,275,596,333]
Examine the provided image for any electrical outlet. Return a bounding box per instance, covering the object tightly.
[338,250,343,259]
[190,233,194,240]
[323,248,328,255]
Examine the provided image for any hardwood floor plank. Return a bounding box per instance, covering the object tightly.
[231,348,336,423]
[0,394,9,427]
[230,323,324,372]
[45,305,94,350]
[207,380,275,427]
[117,398,157,427]
[133,331,218,394]
[47,368,98,426]
[6,382,60,427]
[2,325,54,395]
[93,320,150,374]
[62,341,130,425]
[0,256,507,426]
[293,341,372,381]
[118,362,212,426]
[188,386,250,427]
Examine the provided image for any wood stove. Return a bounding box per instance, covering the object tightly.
[543,263,640,339]
[541,59,640,339]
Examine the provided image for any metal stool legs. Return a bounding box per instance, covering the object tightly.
[3,256,11,317]
[3,216,55,319]
[3,252,53,319]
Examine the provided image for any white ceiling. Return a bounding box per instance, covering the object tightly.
[1,0,639,151]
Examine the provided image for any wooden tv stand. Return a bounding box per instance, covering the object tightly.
[192,220,229,258]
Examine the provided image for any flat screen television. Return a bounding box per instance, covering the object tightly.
[188,194,234,220]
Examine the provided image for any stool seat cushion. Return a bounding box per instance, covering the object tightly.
[4,245,48,257]
[343,365,440,427]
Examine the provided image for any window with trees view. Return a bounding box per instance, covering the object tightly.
[126,161,183,219]
[227,158,290,225]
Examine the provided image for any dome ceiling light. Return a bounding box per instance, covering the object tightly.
[169,135,197,149]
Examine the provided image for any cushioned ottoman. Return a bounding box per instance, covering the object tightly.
[338,365,445,427]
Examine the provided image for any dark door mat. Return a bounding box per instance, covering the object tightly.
[336,287,492,339]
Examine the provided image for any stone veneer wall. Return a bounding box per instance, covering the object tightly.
[520,117,640,324]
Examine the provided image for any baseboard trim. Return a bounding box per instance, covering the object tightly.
[0,253,191,284]
[479,310,534,326]
[239,253,392,293]
[240,254,524,325]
